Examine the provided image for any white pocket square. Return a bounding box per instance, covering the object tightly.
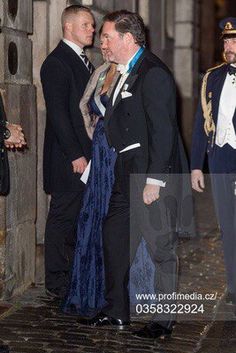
[121,91,132,99]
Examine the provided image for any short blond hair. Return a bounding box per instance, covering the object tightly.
[61,5,92,32]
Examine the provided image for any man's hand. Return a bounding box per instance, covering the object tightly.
[191,169,205,192]
[4,123,26,149]
[72,157,88,174]
[143,184,160,205]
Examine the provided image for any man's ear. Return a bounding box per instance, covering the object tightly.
[64,22,72,33]
[124,32,135,45]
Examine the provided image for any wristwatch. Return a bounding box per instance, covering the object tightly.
[3,127,11,140]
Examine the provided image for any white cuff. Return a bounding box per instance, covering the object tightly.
[146,177,166,187]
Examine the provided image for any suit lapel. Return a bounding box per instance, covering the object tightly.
[212,65,228,124]
[57,41,91,83]
[104,75,121,121]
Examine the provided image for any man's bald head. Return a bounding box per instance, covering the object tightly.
[61,5,92,33]
[61,5,95,48]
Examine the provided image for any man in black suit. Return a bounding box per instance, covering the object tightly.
[40,5,95,298]
[79,10,188,339]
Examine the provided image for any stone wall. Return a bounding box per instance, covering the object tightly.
[199,0,215,72]
[174,0,200,152]
[0,0,36,299]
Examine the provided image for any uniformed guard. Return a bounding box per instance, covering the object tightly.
[191,17,236,305]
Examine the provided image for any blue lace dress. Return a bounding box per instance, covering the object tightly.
[63,93,117,316]
[63,92,155,317]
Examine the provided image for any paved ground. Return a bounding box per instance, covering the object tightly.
[0,181,235,353]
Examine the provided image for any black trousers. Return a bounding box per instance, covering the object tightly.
[102,153,178,327]
[44,191,84,291]
[211,173,236,295]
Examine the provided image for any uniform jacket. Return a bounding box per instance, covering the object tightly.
[191,63,236,171]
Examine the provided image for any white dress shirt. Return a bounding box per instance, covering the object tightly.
[216,65,236,149]
[62,38,88,70]
[112,52,137,105]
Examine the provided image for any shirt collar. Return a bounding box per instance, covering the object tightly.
[62,38,83,57]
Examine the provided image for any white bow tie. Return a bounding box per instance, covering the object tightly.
[117,64,128,75]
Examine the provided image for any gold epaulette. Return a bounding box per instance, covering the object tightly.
[201,68,219,146]
[206,62,226,73]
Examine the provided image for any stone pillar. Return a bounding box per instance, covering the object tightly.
[93,0,115,12]
[114,0,137,10]
[138,0,149,25]
[0,0,36,299]
[30,0,47,285]
[93,0,137,11]
[200,0,215,72]
[48,0,67,52]
[149,0,174,69]
[174,0,200,152]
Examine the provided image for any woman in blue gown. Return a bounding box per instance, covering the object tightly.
[63,57,119,315]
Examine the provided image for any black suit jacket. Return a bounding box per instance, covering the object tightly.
[104,49,183,180]
[40,41,92,193]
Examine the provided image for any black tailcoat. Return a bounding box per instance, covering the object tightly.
[104,49,184,179]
